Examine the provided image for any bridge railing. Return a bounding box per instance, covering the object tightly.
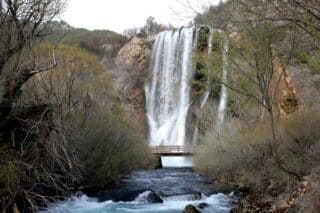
[150,145,194,155]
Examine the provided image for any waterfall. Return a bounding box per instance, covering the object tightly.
[145,27,194,147]
[217,38,229,124]
[145,26,228,153]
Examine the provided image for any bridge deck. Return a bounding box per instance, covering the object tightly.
[150,145,194,156]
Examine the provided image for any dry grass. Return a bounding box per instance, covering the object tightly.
[195,105,320,188]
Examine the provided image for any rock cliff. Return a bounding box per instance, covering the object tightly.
[110,36,155,133]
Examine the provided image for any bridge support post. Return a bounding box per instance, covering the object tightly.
[155,154,162,169]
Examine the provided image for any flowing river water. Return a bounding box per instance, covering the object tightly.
[44,168,236,213]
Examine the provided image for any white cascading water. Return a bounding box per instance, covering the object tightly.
[145,27,194,147]
[145,27,228,166]
[200,27,214,109]
[217,38,229,124]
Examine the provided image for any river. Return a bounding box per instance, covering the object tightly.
[44,168,236,213]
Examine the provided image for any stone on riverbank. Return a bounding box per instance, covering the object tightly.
[183,204,200,213]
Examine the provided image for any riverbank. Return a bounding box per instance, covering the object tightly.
[230,166,320,212]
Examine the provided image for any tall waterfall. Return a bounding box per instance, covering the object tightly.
[145,27,194,147]
[146,26,228,154]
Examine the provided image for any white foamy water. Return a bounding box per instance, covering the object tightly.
[161,156,193,168]
[43,169,236,213]
[44,193,232,213]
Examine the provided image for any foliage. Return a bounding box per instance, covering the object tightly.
[0,1,78,211]
[1,36,154,210]
[123,16,172,38]
[195,105,320,188]
[22,44,115,113]
[194,0,320,191]
[22,44,155,188]
[74,109,154,187]
[194,1,232,29]
[45,21,128,59]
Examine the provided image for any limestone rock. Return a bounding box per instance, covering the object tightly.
[111,36,155,133]
[116,36,154,74]
[271,57,300,116]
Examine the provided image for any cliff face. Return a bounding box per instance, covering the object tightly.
[271,57,300,116]
[111,36,155,134]
[271,57,320,117]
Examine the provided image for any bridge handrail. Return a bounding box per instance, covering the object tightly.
[150,145,194,154]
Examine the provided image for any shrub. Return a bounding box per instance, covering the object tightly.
[195,105,320,189]
[21,44,155,189]
[73,108,155,187]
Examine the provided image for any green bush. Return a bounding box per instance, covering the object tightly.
[72,108,155,187]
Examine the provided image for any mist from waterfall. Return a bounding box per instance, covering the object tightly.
[145,27,194,147]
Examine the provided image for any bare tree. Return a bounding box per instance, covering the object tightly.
[0,0,66,135]
[0,1,85,212]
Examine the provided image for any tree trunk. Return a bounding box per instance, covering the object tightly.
[267,108,302,181]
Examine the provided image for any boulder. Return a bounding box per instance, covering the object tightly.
[193,192,202,200]
[183,204,200,213]
[143,191,163,203]
[197,202,210,209]
[97,189,163,203]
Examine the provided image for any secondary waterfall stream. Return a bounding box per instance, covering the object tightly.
[217,38,229,124]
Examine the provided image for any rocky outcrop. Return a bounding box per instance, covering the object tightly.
[111,36,155,133]
[271,57,300,116]
[294,167,320,212]
[273,166,320,212]
[142,191,163,203]
[270,57,320,117]
[116,36,154,74]
[233,167,320,212]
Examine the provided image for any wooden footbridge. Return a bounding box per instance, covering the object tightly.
[150,145,194,156]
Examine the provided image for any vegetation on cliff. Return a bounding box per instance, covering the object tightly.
[46,21,128,59]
